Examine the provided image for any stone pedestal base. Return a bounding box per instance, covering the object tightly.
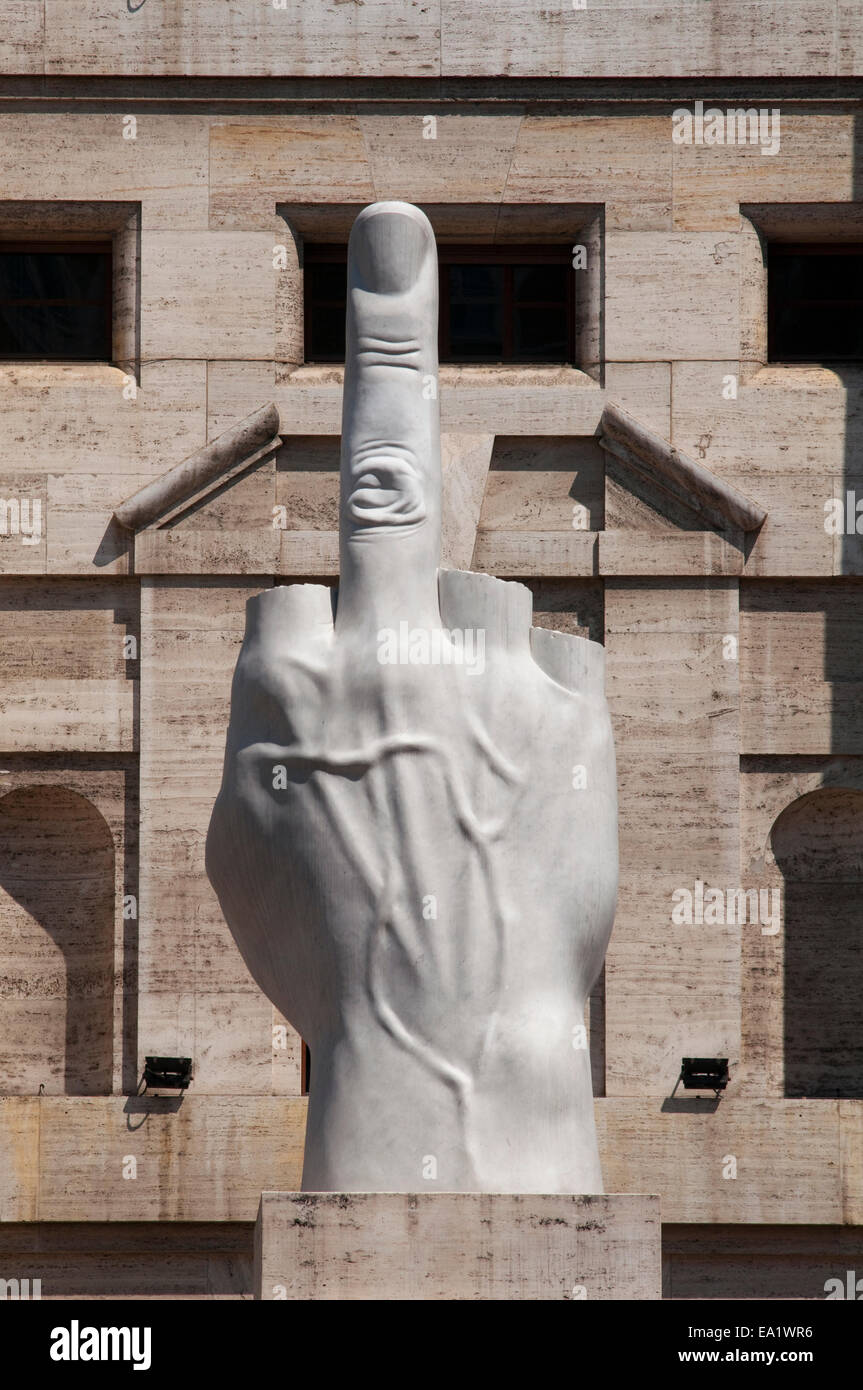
[254,1191,660,1300]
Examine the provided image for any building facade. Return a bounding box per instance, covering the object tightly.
[1,2,862,1299]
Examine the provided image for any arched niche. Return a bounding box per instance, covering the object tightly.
[0,785,115,1094]
[772,787,863,1098]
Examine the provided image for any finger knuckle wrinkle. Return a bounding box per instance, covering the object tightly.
[356,337,421,369]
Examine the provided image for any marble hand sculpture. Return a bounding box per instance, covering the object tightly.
[206,202,618,1193]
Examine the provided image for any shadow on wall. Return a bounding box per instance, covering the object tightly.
[0,786,114,1095]
[774,113,863,1101]
[807,111,863,1100]
[773,787,863,1099]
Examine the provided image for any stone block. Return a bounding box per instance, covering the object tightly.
[606,232,739,362]
[505,116,672,230]
[210,118,375,229]
[141,231,275,362]
[360,115,523,205]
[0,114,210,229]
[254,1191,661,1300]
[43,1,441,78]
[439,1,842,79]
[673,114,856,232]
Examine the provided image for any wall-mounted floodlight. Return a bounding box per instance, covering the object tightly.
[680,1057,729,1097]
[143,1056,193,1091]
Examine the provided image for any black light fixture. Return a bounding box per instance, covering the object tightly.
[143,1056,193,1091]
[680,1057,729,1097]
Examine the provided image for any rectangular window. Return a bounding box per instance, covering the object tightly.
[768,243,863,363]
[304,244,575,365]
[0,241,113,362]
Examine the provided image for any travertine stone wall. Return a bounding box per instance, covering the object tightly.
[0,84,855,1104]
[605,579,741,1094]
[5,1219,863,1301]
[0,579,137,749]
[0,1221,254,1301]
[0,762,135,1096]
[0,104,858,574]
[0,787,114,1096]
[739,761,863,1101]
[2,2,857,78]
[0,26,861,1277]
[137,577,306,1096]
[664,1226,863,1301]
[2,1096,859,1227]
[741,582,863,753]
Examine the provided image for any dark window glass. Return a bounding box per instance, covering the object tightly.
[513,264,568,302]
[307,304,346,361]
[0,245,112,361]
[769,245,863,362]
[304,244,574,365]
[304,247,349,363]
[447,264,504,359]
[512,263,569,360]
[308,262,348,302]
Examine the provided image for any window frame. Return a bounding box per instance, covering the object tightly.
[0,238,114,363]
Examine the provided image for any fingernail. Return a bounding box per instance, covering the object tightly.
[351,204,429,295]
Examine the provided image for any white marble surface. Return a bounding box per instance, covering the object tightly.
[207,204,618,1192]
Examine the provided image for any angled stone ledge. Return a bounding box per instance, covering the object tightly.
[600,401,767,535]
[114,404,280,533]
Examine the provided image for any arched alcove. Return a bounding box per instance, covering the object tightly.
[772,787,863,1098]
[0,785,115,1094]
